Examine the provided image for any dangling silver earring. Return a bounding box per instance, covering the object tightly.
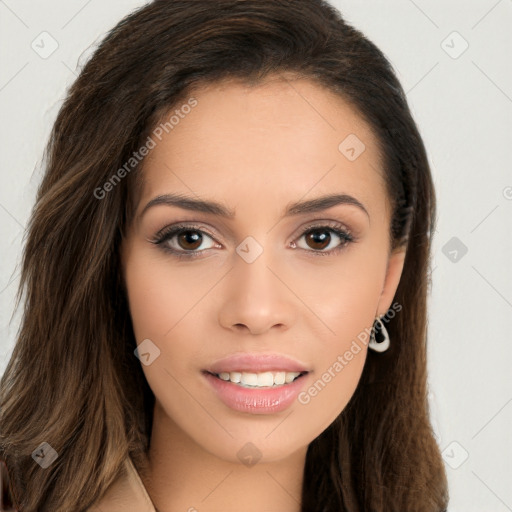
[368,316,390,352]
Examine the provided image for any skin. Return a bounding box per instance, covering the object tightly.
[121,74,406,512]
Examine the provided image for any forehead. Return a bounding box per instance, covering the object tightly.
[137,76,390,221]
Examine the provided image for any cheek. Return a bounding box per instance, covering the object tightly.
[298,347,367,432]
[288,246,385,335]
[122,246,212,380]
[287,251,383,420]
[123,246,199,341]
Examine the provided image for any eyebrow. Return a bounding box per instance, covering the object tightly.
[139,192,370,220]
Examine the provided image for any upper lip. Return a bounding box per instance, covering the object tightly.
[205,352,310,374]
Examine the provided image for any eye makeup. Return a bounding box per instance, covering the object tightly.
[148,219,358,260]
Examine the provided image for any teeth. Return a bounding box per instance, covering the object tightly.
[241,372,258,386]
[230,371,241,383]
[285,372,297,383]
[274,372,286,385]
[216,371,302,387]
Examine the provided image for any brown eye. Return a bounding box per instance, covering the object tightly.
[151,224,218,258]
[304,229,332,251]
[294,224,354,256]
[176,230,204,251]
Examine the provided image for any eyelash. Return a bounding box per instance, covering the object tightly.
[149,221,356,260]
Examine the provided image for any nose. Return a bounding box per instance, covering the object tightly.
[217,246,297,336]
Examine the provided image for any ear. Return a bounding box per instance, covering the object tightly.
[376,247,406,317]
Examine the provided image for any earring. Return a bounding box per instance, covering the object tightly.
[368,316,390,352]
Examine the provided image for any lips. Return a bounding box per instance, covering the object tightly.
[204,352,311,374]
[203,369,310,414]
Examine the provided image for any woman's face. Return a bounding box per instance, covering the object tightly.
[121,76,405,463]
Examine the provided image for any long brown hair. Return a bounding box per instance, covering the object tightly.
[0,1,449,510]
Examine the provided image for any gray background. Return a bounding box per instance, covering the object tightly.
[1,1,511,510]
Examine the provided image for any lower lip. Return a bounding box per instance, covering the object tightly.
[202,371,309,414]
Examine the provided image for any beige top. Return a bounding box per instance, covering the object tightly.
[86,456,157,512]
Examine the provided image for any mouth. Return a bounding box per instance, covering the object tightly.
[201,368,311,414]
[202,370,309,389]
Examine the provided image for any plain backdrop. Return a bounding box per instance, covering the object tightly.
[1,1,511,510]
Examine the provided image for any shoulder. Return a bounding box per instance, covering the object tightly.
[86,456,156,512]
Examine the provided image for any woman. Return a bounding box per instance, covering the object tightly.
[0,0,449,510]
